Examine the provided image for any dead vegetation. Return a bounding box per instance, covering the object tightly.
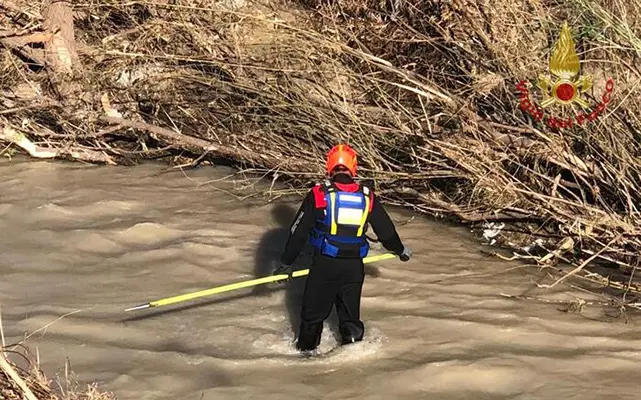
[1,349,115,400]
[2,0,641,393]
[1,323,115,400]
[2,0,641,309]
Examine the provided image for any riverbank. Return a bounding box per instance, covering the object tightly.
[2,0,641,331]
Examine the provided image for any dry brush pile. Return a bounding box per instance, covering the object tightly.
[1,344,115,400]
[2,0,641,308]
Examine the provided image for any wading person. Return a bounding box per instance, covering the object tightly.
[274,144,411,355]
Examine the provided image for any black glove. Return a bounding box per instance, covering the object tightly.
[273,262,293,283]
[399,246,412,262]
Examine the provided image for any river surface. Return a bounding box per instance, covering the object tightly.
[1,158,640,400]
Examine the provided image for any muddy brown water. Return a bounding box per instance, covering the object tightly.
[1,158,640,400]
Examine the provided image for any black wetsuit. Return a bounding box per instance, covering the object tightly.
[280,174,405,351]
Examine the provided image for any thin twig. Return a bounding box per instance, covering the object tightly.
[544,234,623,289]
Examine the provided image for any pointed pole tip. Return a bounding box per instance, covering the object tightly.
[124,304,150,312]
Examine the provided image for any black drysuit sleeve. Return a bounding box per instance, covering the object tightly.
[280,190,318,266]
[368,193,405,255]
[280,189,405,265]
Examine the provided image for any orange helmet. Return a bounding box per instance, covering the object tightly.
[326,144,357,176]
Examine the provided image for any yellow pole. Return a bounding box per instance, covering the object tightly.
[124,252,397,312]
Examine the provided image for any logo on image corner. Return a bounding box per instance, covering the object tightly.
[515,21,615,129]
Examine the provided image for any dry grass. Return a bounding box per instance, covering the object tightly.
[0,315,115,400]
[2,0,641,307]
[1,347,116,400]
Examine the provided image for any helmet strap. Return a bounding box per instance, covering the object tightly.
[330,165,352,177]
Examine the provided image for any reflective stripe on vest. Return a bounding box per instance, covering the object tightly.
[326,188,369,236]
[358,193,370,236]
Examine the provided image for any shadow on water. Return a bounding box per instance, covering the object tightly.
[252,203,311,338]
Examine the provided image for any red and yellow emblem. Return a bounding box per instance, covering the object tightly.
[515,21,614,129]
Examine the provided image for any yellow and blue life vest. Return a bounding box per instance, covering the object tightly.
[310,180,373,258]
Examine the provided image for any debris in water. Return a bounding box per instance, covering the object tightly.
[481,222,505,245]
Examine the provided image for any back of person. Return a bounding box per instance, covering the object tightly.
[275,144,412,355]
[308,172,373,260]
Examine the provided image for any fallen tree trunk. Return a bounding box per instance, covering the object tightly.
[98,116,318,174]
[0,125,116,164]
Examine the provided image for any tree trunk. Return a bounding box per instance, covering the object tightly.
[42,0,80,75]
[41,0,82,105]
